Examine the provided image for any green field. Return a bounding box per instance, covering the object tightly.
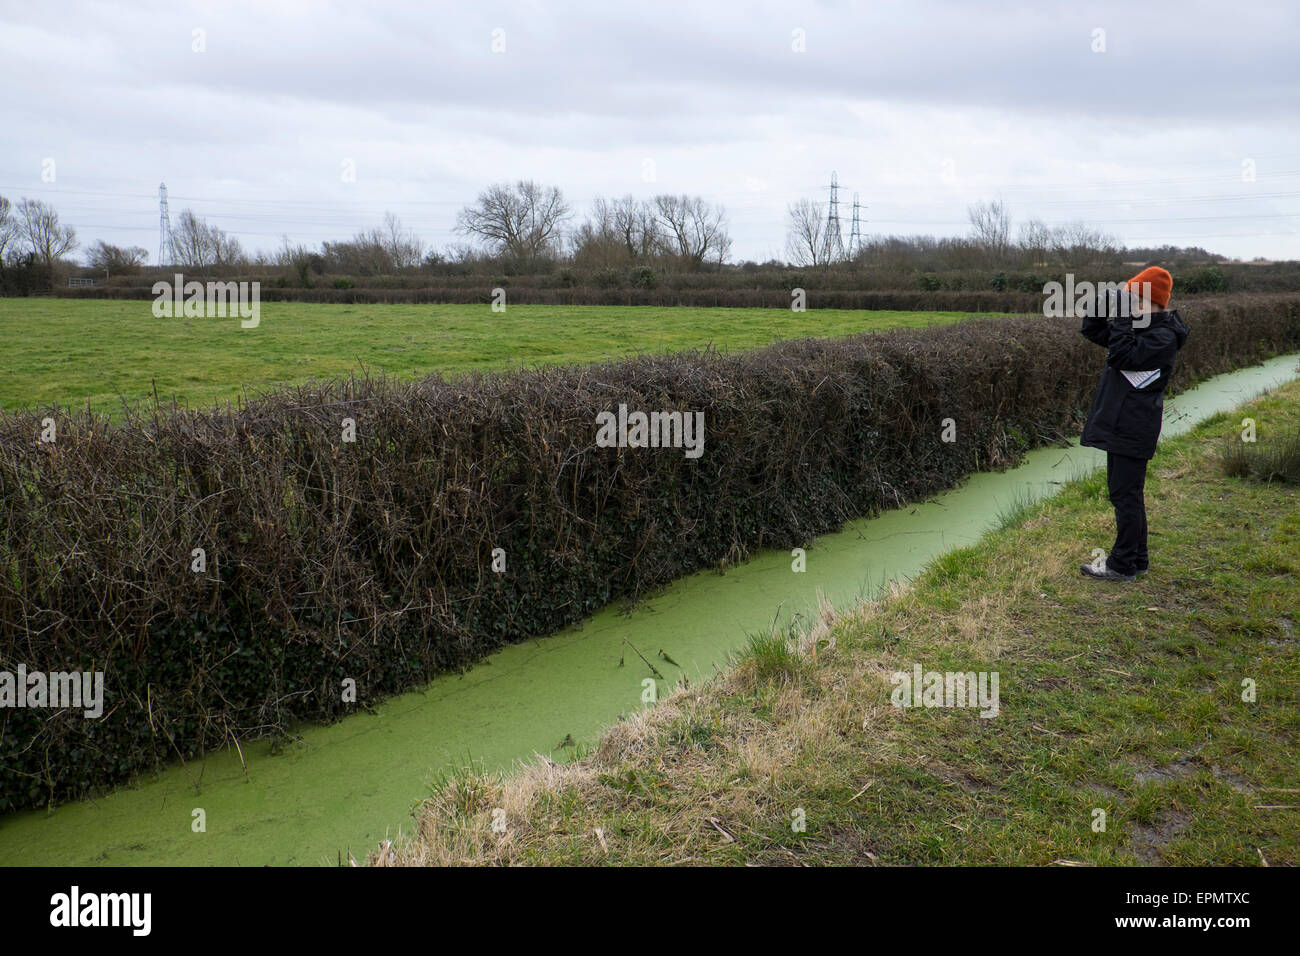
[0,299,989,416]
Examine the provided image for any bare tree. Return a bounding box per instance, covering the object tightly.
[1050,220,1120,267]
[1017,217,1053,266]
[377,211,424,269]
[967,200,1011,261]
[785,198,830,267]
[609,195,659,260]
[456,180,572,263]
[320,214,420,274]
[274,234,313,267]
[169,209,243,268]
[16,198,78,268]
[653,194,731,269]
[572,194,661,267]
[322,234,389,275]
[570,212,622,269]
[0,195,20,264]
[86,240,148,275]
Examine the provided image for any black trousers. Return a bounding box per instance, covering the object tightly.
[1106,451,1149,575]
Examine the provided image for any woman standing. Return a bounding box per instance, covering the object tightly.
[1079,266,1189,582]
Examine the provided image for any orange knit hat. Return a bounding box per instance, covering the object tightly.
[1125,266,1173,309]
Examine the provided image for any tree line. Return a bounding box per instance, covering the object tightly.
[1,185,1229,283]
[785,198,1175,272]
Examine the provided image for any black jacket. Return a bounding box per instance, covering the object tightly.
[1080,309,1190,460]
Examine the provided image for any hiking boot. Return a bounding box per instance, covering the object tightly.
[1080,563,1136,583]
[1135,567,1149,577]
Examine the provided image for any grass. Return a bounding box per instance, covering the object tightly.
[1219,429,1300,484]
[0,299,992,417]
[386,379,1300,866]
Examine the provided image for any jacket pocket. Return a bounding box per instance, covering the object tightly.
[1112,392,1162,446]
[1094,370,1128,432]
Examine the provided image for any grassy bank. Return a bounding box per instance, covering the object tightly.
[0,299,984,415]
[390,377,1300,866]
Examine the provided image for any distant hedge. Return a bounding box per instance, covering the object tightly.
[53,281,1292,312]
[2,293,1299,810]
[51,258,1300,300]
[57,283,1047,311]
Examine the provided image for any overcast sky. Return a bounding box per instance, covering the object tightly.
[2,0,1298,263]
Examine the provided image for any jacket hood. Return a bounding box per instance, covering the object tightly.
[1153,309,1190,349]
